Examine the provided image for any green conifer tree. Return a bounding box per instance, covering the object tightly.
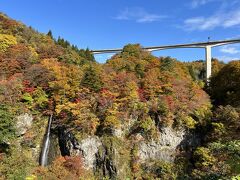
[47,30,53,39]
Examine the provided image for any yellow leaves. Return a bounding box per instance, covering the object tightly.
[106,102,119,116]
[126,81,139,100]
[101,89,118,98]
[32,87,48,107]
[28,45,39,62]
[0,34,17,52]
[41,58,59,70]
[56,103,71,114]
[56,101,85,115]
[73,109,100,135]
[143,68,164,98]
[211,122,226,137]
[41,58,84,102]
[41,58,68,83]
[55,104,64,114]
[25,175,37,180]
[131,101,149,114]
[146,56,161,68]
[182,116,198,129]
[102,103,121,130]
[103,115,121,129]
[194,147,216,168]
[55,99,100,135]
[107,57,136,71]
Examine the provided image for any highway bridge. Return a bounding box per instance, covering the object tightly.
[91,39,240,80]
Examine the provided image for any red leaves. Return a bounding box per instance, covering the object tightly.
[59,111,68,119]
[74,98,81,103]
[137,88,146,102]
[24,87,35,93]
[0,14,18,29]
[22,80,35,93]
[63,156,84,176]
[98,88,116,108]
[0,74,23,104]
[100,88,116,99]
[164,95,175,112]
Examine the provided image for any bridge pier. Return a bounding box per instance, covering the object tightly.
[205,45,212,81]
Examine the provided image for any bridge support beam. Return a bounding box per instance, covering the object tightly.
[205,45,212,81]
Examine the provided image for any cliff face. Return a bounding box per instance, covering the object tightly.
[56,130,130,179]
[15,113,45,161]
[138,127,185,162]
[54,125,201,179]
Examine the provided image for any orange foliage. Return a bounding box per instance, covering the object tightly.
[34,156,85,180]
[0,13,19,30]
[63,156,84,176]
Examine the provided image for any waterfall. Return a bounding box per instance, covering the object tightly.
[39,114,53,166]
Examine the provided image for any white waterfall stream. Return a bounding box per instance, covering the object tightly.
[39,114,53,166]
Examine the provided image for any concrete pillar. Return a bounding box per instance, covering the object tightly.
[205,45,212,81]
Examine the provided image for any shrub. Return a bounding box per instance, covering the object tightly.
[0,105,15,144]
[0,34,17,52]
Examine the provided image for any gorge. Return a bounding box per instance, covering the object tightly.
[0,13,240,180]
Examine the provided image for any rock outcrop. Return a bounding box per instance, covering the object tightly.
[56,126,200,179]
[57,129,130,179]
[58,128,102,169]
[78,136,102,169]
[16,113,33,136]
[138,126,186,162]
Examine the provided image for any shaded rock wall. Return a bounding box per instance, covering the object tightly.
[78,136,102,169]
[138,126,201,162]
[55,126,201,179]
[138,126,185,162]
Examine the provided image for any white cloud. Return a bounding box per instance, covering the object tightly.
[183,9,240,31]
[223,10,240,27]
[184,16,220,30]
[220,45,240,54]
[115,7,166,23]
[190,0,216,8]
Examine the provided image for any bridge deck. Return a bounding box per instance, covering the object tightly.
[91,39,240,54]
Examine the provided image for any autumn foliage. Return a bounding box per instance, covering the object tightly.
[1,13,239,180]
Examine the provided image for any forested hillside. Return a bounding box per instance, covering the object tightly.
[0,13,239,180]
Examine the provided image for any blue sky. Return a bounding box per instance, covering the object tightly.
[0,0,240,63]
